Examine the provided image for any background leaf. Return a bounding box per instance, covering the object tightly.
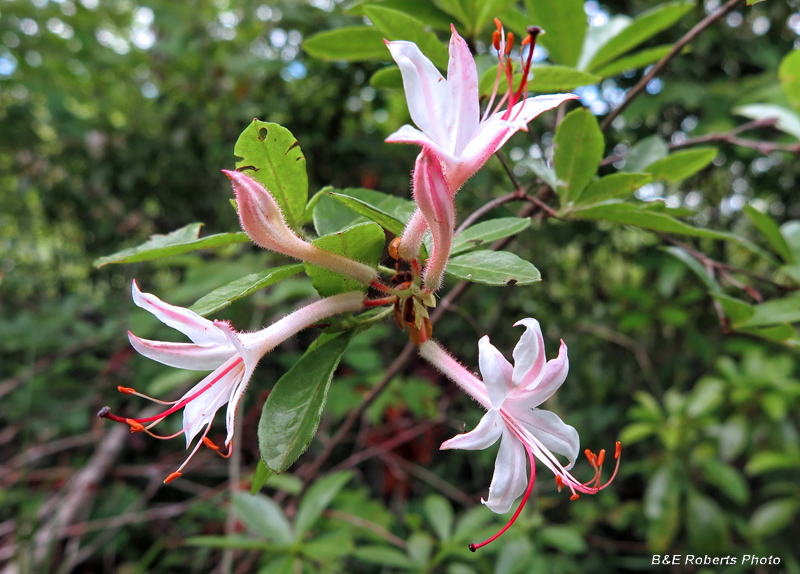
[554,108,605,205]
[303,27,389,61]
[446,250,541,286]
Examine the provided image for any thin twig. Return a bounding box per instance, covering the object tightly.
[494,149,523,192]
[326,510,408,549]
[600,0,744,131]
[388,454,475,507]
[455,192,520,235]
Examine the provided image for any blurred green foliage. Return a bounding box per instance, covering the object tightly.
[2,0,800,573]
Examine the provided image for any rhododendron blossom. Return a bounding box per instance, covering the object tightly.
[419,319,619,550]
[99,281,365,483]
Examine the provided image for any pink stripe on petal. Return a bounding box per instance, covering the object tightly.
[478,336,514,407]
[440,409,503,451]
[447,25,480,157]
[511,318,546,389]
[128,332,235,371]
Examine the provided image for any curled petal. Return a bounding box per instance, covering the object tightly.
[510,318,546,389]
[483,429,529,514]
[441,409,503,451]
[478,336,513,408]
[131,281,227,347]
[507,406,580,470]
[501,93,580,131]
[128,332,235,371]
[520,340,569,404]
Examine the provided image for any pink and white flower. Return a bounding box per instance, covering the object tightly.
[386,24,578,262]
[419,318,619,550]
[99,281,364,483]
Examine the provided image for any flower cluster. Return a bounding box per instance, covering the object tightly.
[99,20,618,551]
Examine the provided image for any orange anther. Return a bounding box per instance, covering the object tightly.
[492,30,500,51]
[505,32,514,55]
[597,449,606,466]
[117,386,136,395]
[389,237,401,260]
[615,441,622,459]
[202,437,220,451]
[164,471,182,484]
[555,475,564,491]
[521,35,531,46]
[570,494,580,501]
[494,18,503,31]
[126,419,146,433]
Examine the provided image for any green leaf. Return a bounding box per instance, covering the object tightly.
[644,464,681,552]
[743,205,795,263]
[618,422,656,445]
[370,66,403,89]
[746,0,766,4]
[234,120,308,231]
[232,492,294,544]
[712,294,754,326]
[529,65,601,92]
[295,471,353,537]
[528,158,560,190]
[407,532,434,567]
[621,135,668,172]
[474,0,519,32]
[446,250,541,286]
[364,5,449,70]
[685,490,729,553]
[258,333,353,473]
[185,536,273,550]
[571,202,726,238]
[663,246,722,294]
[576,172,652,206]
[431,0,469,29]
[524,0,586,67]
[354,546,416,569]
[539,525,588,554]
[451,217,531,255]
[93,223,248,268]
[741,294,800,328]
[592,45,681,78]
[734,103,800,140]
[577,15,631,71]
[746,451,800,474]
[329,192,406,236]
[423,495,454,542]
[300,531,354,560]
[303,27,388,61]
[314,187,414,236]
[588,2,695,71]
[251,460,273,496]
[346,0,453,31]
[645,147,717,182]
[750,498,800,538]
[779,49,800,112]
[305,223,385,296]
[190,264,304,316]
[698,459,749,504]
[554,108,604,205]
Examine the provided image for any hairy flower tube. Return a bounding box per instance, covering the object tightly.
[411,149,455,293]
[386,24,579,260]
[225,169,379,286]
[419,319,620,550]
[99,281,365,483]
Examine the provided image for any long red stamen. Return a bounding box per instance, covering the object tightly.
[365,296,397,308]
[469,443,537,552]
[164,471,182,484]
[510,26,541,123]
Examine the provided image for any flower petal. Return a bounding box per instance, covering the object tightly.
[510,318,546,389]
[224,362,256,446]
[521,340,569,404]
[440,409,502,450]
[502,93,580,131]
[131,281,228,347]
[447,25,479,157]
[128,332,235,371]
[483,429,529,514]
[386,40,452,149]
[508,406,580,470]
[181,357,244,446]
[478,335,514,408]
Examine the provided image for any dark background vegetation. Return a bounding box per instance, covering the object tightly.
[1,0,799,572]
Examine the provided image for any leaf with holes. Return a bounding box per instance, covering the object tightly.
[234,120,308,232]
